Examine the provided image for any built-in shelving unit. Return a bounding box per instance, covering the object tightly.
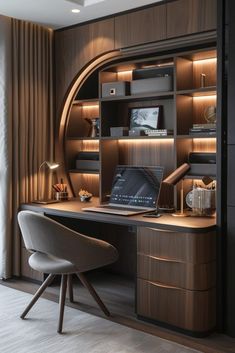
[64,48,217,208]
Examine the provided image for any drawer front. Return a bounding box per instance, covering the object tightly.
[137,227,216,264]
[137,254,216,290]
[137,279,216,332]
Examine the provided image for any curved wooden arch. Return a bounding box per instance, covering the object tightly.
[55,50,124,194]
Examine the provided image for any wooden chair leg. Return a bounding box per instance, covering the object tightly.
[67,274,74,303]
[21,274,55,319]
[76,273,110,317]
[57,274,67,334]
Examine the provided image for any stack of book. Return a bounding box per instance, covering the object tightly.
[145,129,174,136]
[189,123,216,136]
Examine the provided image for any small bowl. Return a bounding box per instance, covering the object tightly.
[80,195,92,202]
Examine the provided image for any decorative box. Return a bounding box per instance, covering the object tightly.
[102,81,130,97]
[128,130,146,136]
[76,151,99,171]
[130,76,172,95]
[110,127,129,137]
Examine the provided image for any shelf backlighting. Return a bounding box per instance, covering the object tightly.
[118,138,174,145]
[193,95,217,100]
[82,104,99,109]
[193,58,217,64]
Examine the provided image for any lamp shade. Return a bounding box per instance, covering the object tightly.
[163,163,190,185]
[45,161,60,170]
[39,161,60,170]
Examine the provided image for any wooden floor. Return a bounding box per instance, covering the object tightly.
[1,272,235,353]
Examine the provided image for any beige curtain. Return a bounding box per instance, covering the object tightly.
[0,15,13,279]
[0,17,54,278]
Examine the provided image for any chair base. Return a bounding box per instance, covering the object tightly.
[20,272,110,333]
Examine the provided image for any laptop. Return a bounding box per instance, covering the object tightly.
[82,165,164,216]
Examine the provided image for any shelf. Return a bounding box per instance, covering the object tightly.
[184,175,216,180]
[101,135,174,140]
[177,134,216,139]
[73,99,99,106]
[100,91,174,102]
[69,169,99,174]
[67,137,99,141]
[176,87,216,97]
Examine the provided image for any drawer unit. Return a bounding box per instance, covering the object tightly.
[137,254,216,290]
[137,279,216,333]
[137,227,216,334]
[137,227,216,264]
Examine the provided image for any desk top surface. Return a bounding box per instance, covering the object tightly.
[21,197,216,233]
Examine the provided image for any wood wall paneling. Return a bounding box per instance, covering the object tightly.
[167,0,217,39]
[114,4,167,49]
[54,18,115,123]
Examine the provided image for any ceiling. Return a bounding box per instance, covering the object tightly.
[0,0,163,30]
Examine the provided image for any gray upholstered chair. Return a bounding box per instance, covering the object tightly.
[17,210,118,333]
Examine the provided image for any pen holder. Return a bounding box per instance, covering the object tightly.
[54,192,68,201]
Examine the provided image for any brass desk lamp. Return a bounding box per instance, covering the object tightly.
[33,161,60,204]
[163,163,190,217]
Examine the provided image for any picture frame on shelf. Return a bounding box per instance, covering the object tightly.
[129,106,162,131]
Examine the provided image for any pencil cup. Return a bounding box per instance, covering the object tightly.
[55,192,68,201]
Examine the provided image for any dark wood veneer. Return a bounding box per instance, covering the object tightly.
[137,254,216,290]
[137,227,216,263]
[137,278,216,333]
[54,18,115,124]
[114,4,167,49]
[167,0,217,39]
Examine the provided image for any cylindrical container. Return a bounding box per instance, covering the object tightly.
[55,192,68,201]
[192,187,216,216]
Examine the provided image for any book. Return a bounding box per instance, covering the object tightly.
[192,123,216,129]
[189,130,216,136]
[145,129,174,136]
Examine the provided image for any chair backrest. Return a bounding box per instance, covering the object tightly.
[18,210,118,272]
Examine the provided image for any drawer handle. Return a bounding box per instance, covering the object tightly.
[148,280,187,291]
[138,253,183,263]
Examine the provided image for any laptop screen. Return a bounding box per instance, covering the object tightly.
[109,166,164,208]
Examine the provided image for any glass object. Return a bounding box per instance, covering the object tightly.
[86,117,99,137]
[204,106,216,124]
[192,187,216,216]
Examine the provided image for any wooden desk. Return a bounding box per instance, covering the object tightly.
[21,198,216,336]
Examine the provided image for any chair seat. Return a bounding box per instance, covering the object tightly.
[29,252,77,274]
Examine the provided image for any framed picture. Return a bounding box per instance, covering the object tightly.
[129,106,161,131]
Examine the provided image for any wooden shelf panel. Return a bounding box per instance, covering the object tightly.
[176,87,216,97]
[101,135,174,140]
[67,137,99,141]
[184,175,216,180]
[100,91,174,102]
[73,99,99,105]
[69,169,100,174]
[177,134,216,139]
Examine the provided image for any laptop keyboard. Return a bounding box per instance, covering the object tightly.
[101,205,147,212]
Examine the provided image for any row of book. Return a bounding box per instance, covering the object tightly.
[189,123,216,135]
[143,124,216,136]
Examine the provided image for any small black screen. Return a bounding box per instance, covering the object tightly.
[109,166,164,207]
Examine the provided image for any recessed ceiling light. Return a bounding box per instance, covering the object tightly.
[71,8,80,13]
[66,0,105,7]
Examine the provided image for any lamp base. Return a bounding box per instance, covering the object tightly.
[32,199,60,205]
[171,211,190,217]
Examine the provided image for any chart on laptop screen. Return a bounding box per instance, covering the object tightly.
[109,166,163,208]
